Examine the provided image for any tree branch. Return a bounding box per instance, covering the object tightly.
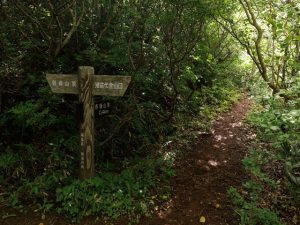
[53,1,85,58]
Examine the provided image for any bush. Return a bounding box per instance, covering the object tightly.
[0,156,174,221]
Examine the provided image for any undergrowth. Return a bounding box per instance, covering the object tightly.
[228,150,285,225]
[229,77,300,225]
[0,81,241,222]
[1,156,175,222]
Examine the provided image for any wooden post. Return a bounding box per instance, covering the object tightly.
[78,66,95,179]
[0,91,2,113]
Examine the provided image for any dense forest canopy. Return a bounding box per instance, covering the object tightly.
[0,0,299,224]
[0,0,241,149]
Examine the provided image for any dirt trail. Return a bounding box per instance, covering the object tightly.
[139,97,253,225]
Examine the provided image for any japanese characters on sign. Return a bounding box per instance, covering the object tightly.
[94,82,123,90]
[51,79,77,88]
[46,74,131,96]
[50,79,124,90]
[95,102,111,116]
[80,132,84,169]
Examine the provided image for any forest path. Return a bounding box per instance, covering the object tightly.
[139,97,254,225]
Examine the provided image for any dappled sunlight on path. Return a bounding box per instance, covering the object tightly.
[139,97,254,225]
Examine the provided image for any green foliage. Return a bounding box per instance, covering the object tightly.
[1,156,174,221]
[0,149,21,178]
[247,101,300,215]
[221,0,300,94]
[242,150,276,186]
[0,100,60,145]
[229,151,284,225]
[234,75,300,224]
[0,0,245,221]
[229,187,284,225]
[248,96,300,180]
[6,101,56,130]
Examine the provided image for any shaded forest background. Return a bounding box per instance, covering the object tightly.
[0,0,299,224]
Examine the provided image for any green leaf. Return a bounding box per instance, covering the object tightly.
[270,126,280,131]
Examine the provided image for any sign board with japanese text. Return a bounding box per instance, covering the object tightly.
[46,74,131,96]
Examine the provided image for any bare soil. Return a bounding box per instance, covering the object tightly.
[137,97,253,225]
[0,97,254,225]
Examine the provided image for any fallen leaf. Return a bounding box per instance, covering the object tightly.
[215,203,221,208]
[200,216,206,223]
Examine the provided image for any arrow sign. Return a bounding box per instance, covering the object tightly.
[46,67,131,179]
[46,74,131,96]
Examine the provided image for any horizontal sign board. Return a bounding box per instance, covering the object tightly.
[93,75,131,96]
[46,74,78,94]
[46,74,131,96]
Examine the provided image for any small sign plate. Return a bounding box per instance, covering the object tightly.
[95,101,111,116]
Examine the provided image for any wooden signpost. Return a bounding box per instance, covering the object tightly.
[46,66,131,179]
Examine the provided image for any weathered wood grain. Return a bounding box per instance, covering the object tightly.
[46,74,78,94]
[93,75,131,96]
[46,74,131,96]
[78,66,95,179]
